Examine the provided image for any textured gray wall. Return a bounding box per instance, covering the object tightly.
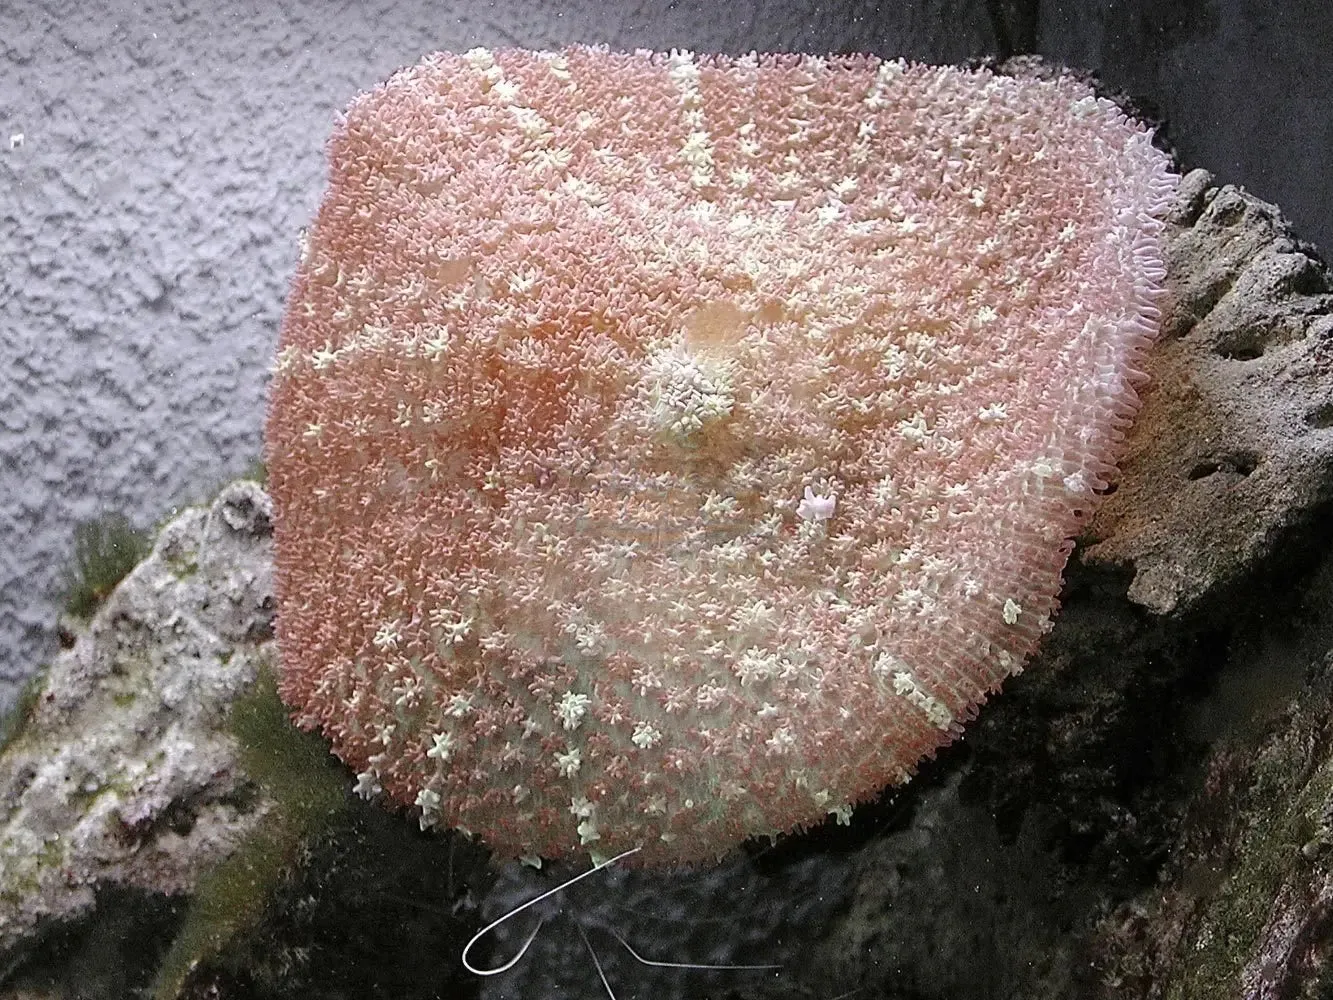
[2,0,1330,708]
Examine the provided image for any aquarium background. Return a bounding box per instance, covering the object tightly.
[1,0,1330,710]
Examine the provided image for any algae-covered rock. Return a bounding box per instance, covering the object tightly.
[1090,637,1333,999]
[0,483,289,977]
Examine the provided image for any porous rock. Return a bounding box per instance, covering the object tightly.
[0,482,276,960]
[1084,167,1333,615]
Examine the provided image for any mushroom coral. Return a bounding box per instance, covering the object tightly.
[265,46,1176,865]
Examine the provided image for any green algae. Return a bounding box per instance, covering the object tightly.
[150,663,346,1000]
[241,457,268,486]
[0,666,46,757]
[1165,707,1333,998]
[60,513,150,619]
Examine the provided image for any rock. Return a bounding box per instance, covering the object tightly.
[1090,635,1333,999]
[0,482,276,961]
[1084,167,1333,616]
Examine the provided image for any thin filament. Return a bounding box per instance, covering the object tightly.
[461,846,643,975]
[577,921,620,1000]
[606,926,783,971]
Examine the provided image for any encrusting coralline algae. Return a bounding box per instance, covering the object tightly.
[265,45,1177,865]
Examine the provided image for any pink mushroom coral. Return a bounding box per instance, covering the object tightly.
[265,46,1176,866]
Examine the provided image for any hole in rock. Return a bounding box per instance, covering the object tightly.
[1187,452,1259,482]
[1306,402,1333,429]
[1215,333,1266,361]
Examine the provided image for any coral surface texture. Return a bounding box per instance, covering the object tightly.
[266,46,1176,864]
